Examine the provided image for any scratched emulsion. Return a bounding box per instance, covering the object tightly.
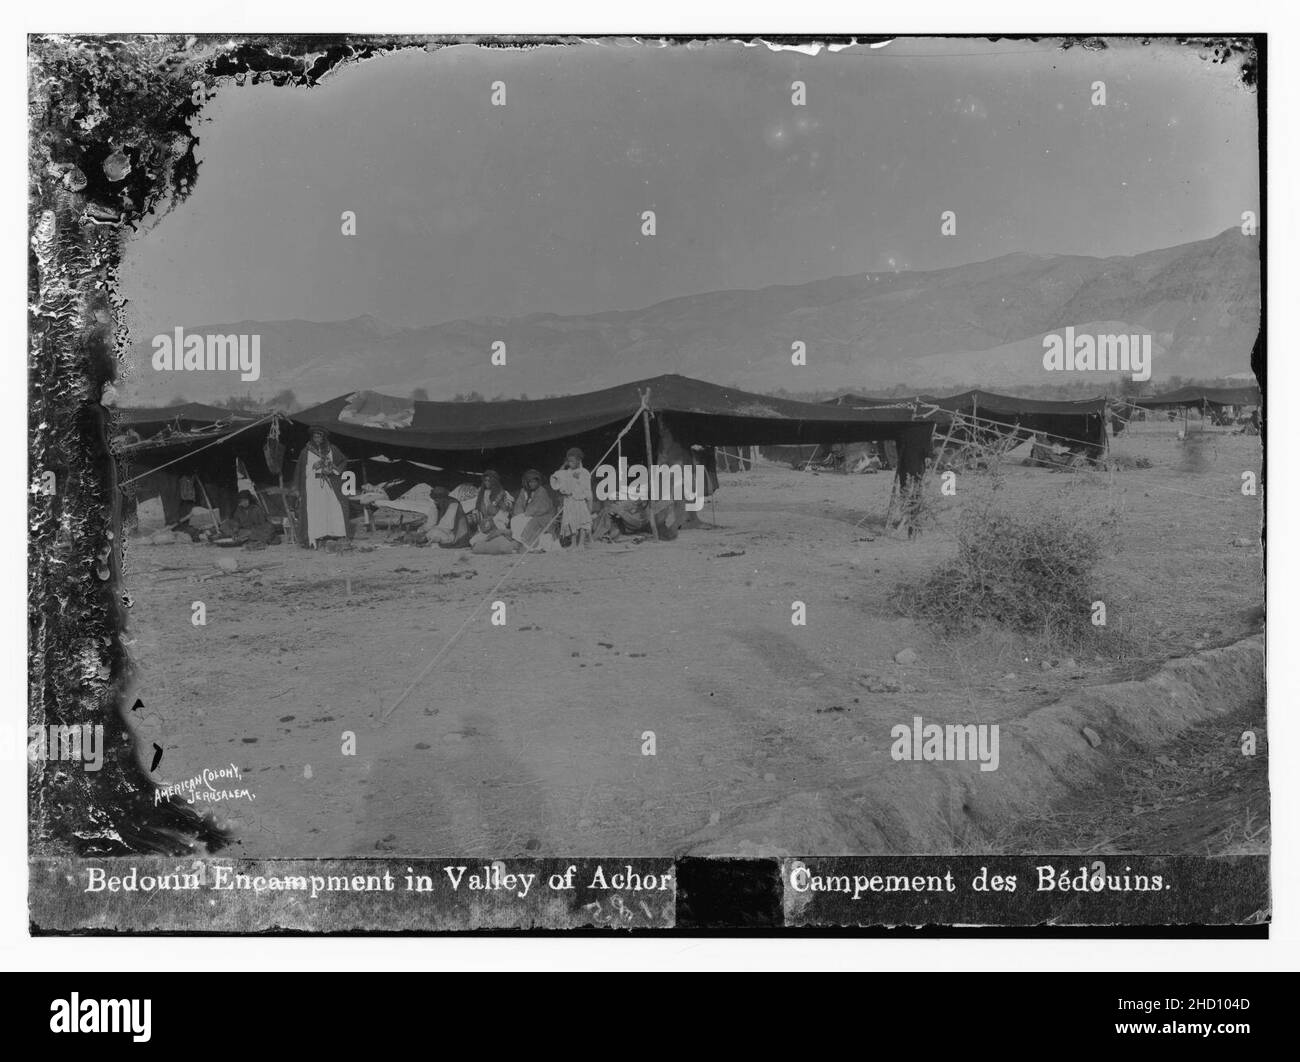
[26,35,432,862]
[29,35,213,858]
[26,33,576,880]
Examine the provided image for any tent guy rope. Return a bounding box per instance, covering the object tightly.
[377,394,652,726]
[118,412,281,487]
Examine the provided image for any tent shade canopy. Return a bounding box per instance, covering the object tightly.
[114,402,256,438]
[914,389,1108,417]
[824,393,913,408]
[1130,385,1261,409]
[290,373,929,454]
[828,389,1108,416]
[831,387,1108,452]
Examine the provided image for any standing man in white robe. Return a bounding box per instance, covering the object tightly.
[294,427,351,548]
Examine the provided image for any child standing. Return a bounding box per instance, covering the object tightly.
[551,447,593,548]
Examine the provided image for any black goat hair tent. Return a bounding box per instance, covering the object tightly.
[1130,385,1261,410]
[831,388,1107,455]
[288,374,935,484]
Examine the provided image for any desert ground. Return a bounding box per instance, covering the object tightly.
[122,419,1265,858]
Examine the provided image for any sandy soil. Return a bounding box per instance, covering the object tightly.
[121,421,1264,857]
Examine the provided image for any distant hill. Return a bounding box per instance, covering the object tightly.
[123,227,1261,405]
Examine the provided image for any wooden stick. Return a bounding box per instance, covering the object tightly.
[195,475,221,535]
[641,398,660,540]
[278,471,293,548]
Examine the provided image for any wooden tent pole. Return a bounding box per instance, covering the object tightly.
[640,390,660,540]
[195,475,221,536]
[931,410,960,478]
[279,470,293,548]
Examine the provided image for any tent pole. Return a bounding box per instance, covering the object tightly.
[641,394,660,540]
[195,475,221,537]
[279,471,292,548]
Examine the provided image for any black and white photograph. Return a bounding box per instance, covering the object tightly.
[23,26,1272,946]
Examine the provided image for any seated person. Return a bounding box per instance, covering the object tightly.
[470,470,521,554]
[427,486,472,547]
[217,490,280,545]
[593,498,678,541]
[509,468,559,551]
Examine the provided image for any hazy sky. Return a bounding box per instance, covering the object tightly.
[120,37,1259,332]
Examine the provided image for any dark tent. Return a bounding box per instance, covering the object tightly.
[114,402,256,438]
[1130,385,1261,410]
[912,389,1109,454]
[115,406,274,527]
[288,373,935,491]
[824,394,914,408]
[793,394,928,470]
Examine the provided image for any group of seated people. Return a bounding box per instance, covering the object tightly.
[180,466,694,556]
[420,468,566,555]
[407,464,683,554]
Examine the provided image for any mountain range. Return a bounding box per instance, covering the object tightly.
[124,227,1261,406]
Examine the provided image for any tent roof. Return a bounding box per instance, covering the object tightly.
[115,402,256,436]
[829,389,1108,417]
[915,389,1108,416]
[290,374,928,453]
[1131,385,1261,409]
[825,393,911,407]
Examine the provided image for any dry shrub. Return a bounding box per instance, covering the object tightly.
[1178,432,1216,473]
[895,491,1113,637]
[1103,452,1152,471]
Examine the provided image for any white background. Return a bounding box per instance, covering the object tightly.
[2,0,1293,972]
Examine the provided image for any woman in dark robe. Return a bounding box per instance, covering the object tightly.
[294,427,353,548]
[469,470,512,537]
[510,468,558,549]
[469,469,518,554]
